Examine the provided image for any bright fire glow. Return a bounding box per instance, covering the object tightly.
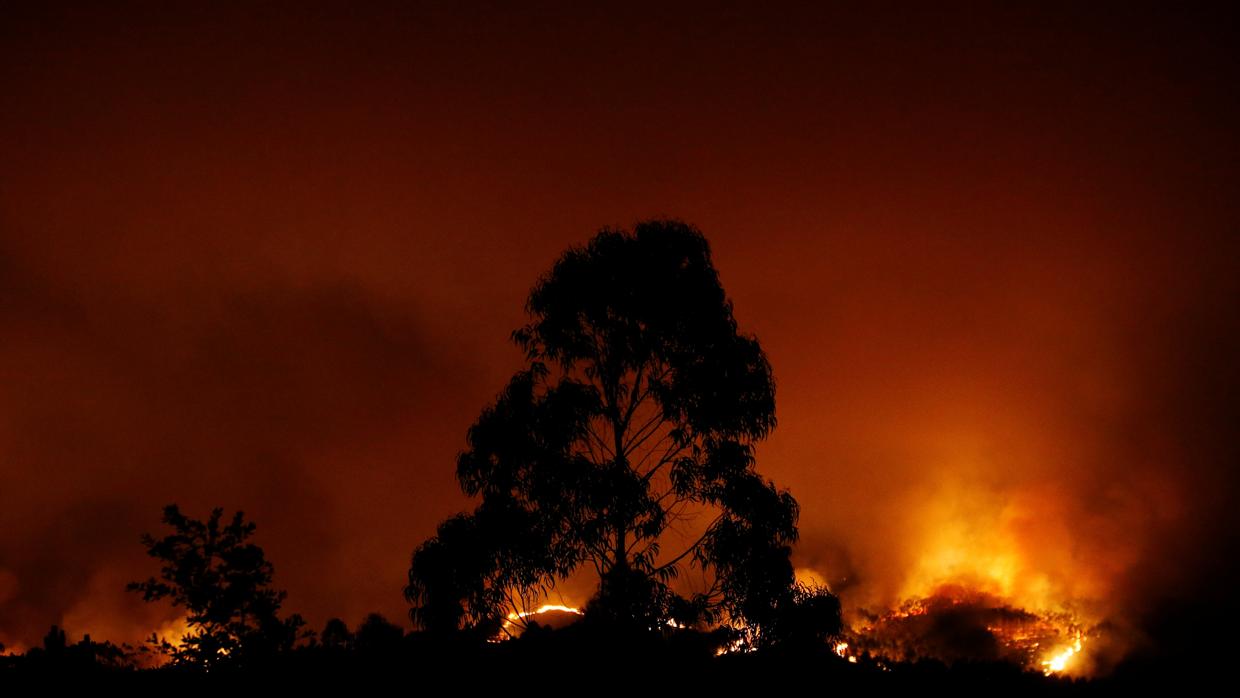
[895,480,1102,612]
[840,589,1093,676]
[0,642,28,656]
[1041,633,1084,675]
[506,603,584,621]
[832,641,860,663]
[821,478,1107,676]
[495,604,583,640]
[150,616,191,648]
[714,635,757,657]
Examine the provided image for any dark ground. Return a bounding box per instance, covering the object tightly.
[1,620,1227,696]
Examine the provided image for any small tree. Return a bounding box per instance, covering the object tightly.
[319,617,353,651]
[128,504,304,668]
[407,220,818,643]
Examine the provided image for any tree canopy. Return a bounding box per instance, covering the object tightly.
[406,220,813,644]
[128,504,304,668]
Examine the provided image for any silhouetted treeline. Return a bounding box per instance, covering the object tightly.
[0,616,1195,695]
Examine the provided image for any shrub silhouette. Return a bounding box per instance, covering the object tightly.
[128,504,304,668]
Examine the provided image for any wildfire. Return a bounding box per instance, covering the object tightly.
[714,633,759,657]
[123,616,193,668]
[828,583,1100,678]
[1040,632,1084,675]
[149,615,191,648]
[816,478,1110,676]
[839,586,1094,675]
[485,477,1106,680]
[495,604,583,640]
[833,641,858,663]
[0,642,28,656]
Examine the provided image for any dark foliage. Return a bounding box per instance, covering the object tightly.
[127,504,305,668]
[319,618,353,651]
[406,220,817,643]
[353,613,404,656]
[1,621,1114,696]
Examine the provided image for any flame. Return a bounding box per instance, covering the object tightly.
[505,604,584,624]
[819,478,1110,676]
[842,588,1093,675]
[150,616,191,649]
[833,641,858,663]
[714,634,757,656]
[895,481,1096,613]
[0,641,28,656]
[495,604,583,640]
[1041,632,1084,675]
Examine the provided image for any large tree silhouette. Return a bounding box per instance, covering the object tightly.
[406,221,804,643]
[129,504,304,668]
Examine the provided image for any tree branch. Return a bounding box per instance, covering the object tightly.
[584,421,615,460]
[618,364,647,434]
[655,513,724,573]
[623,412,670,458]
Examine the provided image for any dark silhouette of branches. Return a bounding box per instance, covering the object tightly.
[406,220,824,645]
[127,504,304,668]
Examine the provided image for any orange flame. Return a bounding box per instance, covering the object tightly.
[495,604,584,640]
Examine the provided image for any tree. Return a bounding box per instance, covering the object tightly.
[353,613,404,655]
[128,504,304,668]
[406,220,813,644]
[319,617,353,651]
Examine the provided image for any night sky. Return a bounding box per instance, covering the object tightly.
[2,2,1237,657]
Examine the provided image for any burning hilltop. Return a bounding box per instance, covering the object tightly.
[836,586,1091,675]
[797,475,1145,677]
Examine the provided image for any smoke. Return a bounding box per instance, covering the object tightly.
[0,244,486,649]
[785,231,1240,674]
[2,3,1236,670]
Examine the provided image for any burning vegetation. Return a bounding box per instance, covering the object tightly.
[837,587,1092,676]
[801,478,1124,677]
[454,470,1123,678]
[495,605,584,641]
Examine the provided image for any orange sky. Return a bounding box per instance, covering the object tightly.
[1,2,1236,652]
